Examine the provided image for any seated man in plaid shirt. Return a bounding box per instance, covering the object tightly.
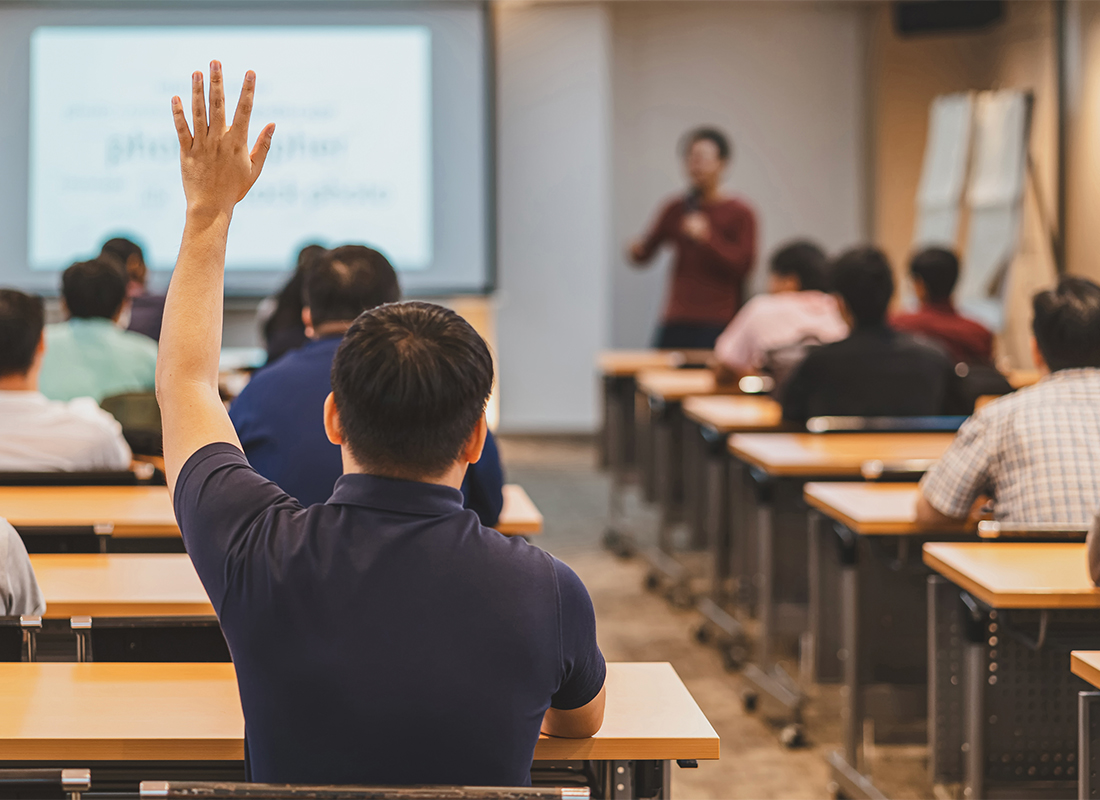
[919,277,1100,533]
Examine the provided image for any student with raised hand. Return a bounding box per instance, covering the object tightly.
[922,277,1100,533]
[0,289,131,471]
[230,245,506,523]
[158,63,604,785]
[781,246,958,423]
[38,258,159,403]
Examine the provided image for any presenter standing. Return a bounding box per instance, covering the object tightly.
[629,128,757,348]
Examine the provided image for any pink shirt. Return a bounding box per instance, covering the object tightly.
[714,290,849,373]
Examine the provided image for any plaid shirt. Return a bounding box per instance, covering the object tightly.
[921,368,1100,524]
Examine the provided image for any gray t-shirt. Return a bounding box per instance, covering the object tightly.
[0,519,44,616]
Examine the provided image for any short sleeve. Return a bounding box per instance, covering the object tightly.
[0,519,45,617]
[919,412,995,519]
[550,558,606,710]
[173,442,302,611]
[713,301,759,373]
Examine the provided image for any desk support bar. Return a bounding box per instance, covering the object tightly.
[1081,692,1100,800]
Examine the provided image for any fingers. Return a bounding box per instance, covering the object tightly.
[208,60,226,133]
[191,71,207,142]
[171,96,193,150]
[231,70,256,142]
[248,123,276,187]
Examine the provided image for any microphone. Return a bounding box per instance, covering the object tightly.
[684,188,703,213]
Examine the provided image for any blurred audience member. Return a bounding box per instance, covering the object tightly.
[262,244,326,364]
[0,518,44,616]
[0,289,130,471]
[38,258,158,403]
[100,236,165,342]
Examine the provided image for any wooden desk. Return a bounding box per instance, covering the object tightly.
[922,541,1100,609]
[729,432,955,477]
[635,368,735,403]
[804,482,968,536]
[0,661,718,763]
[29,554,211,619]
[597,350,710,377]
[682,395,783,434]
[1073,650,1100,688]
[497,484,543,536]
[0,486,179,537]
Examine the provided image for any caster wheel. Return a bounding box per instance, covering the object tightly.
[780,723,805,749]
[694,625,711,644]
[644,572,661,592]
[602,529,636,559]
[667,584,694,609]
[741,690,759,713]
[722,646,745,672]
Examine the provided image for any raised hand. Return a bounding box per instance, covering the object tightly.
[171,60,275,218]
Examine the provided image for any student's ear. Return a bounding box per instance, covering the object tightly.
[462,415,489,465]
[912,275,928,305]
[1030,336,1049,374]
[323,392,344,445]
[33,333,46,366]
[302,308,314,339]
[833,293,854,329]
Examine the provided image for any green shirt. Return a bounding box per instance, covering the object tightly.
[38,318,159,403]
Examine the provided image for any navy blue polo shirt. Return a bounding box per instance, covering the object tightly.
[229,336,505,525]
[174,442,605,786]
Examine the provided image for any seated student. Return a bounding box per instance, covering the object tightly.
[159,65,603,785]
[891,247,994,365]
[38,258,159,403]
[781,247,957,422]
[0,518,45,616]
[713,240,847,383]
[100,237,166,342]
[260,244,326,364]
[230,245,506,523]
[923,277,1100,532]
[0,289,130,471]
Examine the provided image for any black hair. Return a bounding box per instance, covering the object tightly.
[909,247,959,303]
[305,245,401,327]
[263,244,327,348]
[61,258,129,320]
[769,240,829,292]
[331,301,494,479]
[830,246,895,328]
[1032,277,1100,372]
[681,127,732,161]
[100,237,147,286]
[0,289,45,379]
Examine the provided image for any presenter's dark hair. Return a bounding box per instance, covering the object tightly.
[332,301,493,479]
[909,248,959,303]
[770,241,828,292]
[1032,277,1100,372]
[829,247,895,329]
[305,245,400,327]
[61,258,129,320]
[682,127,731,161]
[0,289,45,378]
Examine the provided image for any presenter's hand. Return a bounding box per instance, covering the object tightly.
[628,240,647,262]
[682,212,710,241]
[171,61,276,218]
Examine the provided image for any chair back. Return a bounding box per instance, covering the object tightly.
[976,521,1089,541]
[0,468,151,486]
[860,459,937,482]
[0,768,90,799]
[100,392,163,456]
[806,415,967,434]
[140,784,588,799]
[0,616,40,662]
[71,616,230,662]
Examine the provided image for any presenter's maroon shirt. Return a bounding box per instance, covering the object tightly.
[635,195,757,328]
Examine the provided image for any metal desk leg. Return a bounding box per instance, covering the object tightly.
[603,376,637,558]
[1080,691,1100,799]
[962,599,987,800]
[643,401,691,606]
[604,760,671,800]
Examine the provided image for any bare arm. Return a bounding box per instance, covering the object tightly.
[915,493,964,527]
[157,62,275,496]
[541,685,606,739]
[1088,517,1100,587]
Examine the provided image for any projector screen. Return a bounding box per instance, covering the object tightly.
[0,4,491,297]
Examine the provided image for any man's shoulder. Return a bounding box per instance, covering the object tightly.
[112,326,159,356]
[893,330,953,364]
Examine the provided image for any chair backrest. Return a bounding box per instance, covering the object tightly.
[72,616,230,663]
[976,521,1089,541]
[0,470,145,487]
[0,768,89,799]
[139,784,589,800]
[0,616,41,662]
[860,459,937,482]
[100,392,163,456]
[806,415,967,434]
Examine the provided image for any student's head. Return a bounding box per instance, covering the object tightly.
[829,247,895,329]
[303,245,401,332]
[909,247,959,305]
[100,237,147,290]
[327,301,493,482]
[0,289,46,381]
[1031,277,1100,372]
[767,241,829,294]
[61,258,129,321]
[681,127,731,192]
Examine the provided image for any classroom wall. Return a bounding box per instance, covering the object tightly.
[608,1,870,348]
[1065,1,1100,286]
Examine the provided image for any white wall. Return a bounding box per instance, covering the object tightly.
[610,1,869,347]
[494,3,614,432]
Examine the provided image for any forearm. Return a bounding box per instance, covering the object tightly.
[915,493,966,526]
[541,686,606,739]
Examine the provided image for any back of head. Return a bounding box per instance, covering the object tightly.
[100,237,146,285]
[305,245,401,327]
[0,289,45,379]
[332,301,493,480]
[1032,277,1100,372]
[62,258,129,320]
[909,247,959,303]
[830,247,895,328]
[770,240,828,292]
